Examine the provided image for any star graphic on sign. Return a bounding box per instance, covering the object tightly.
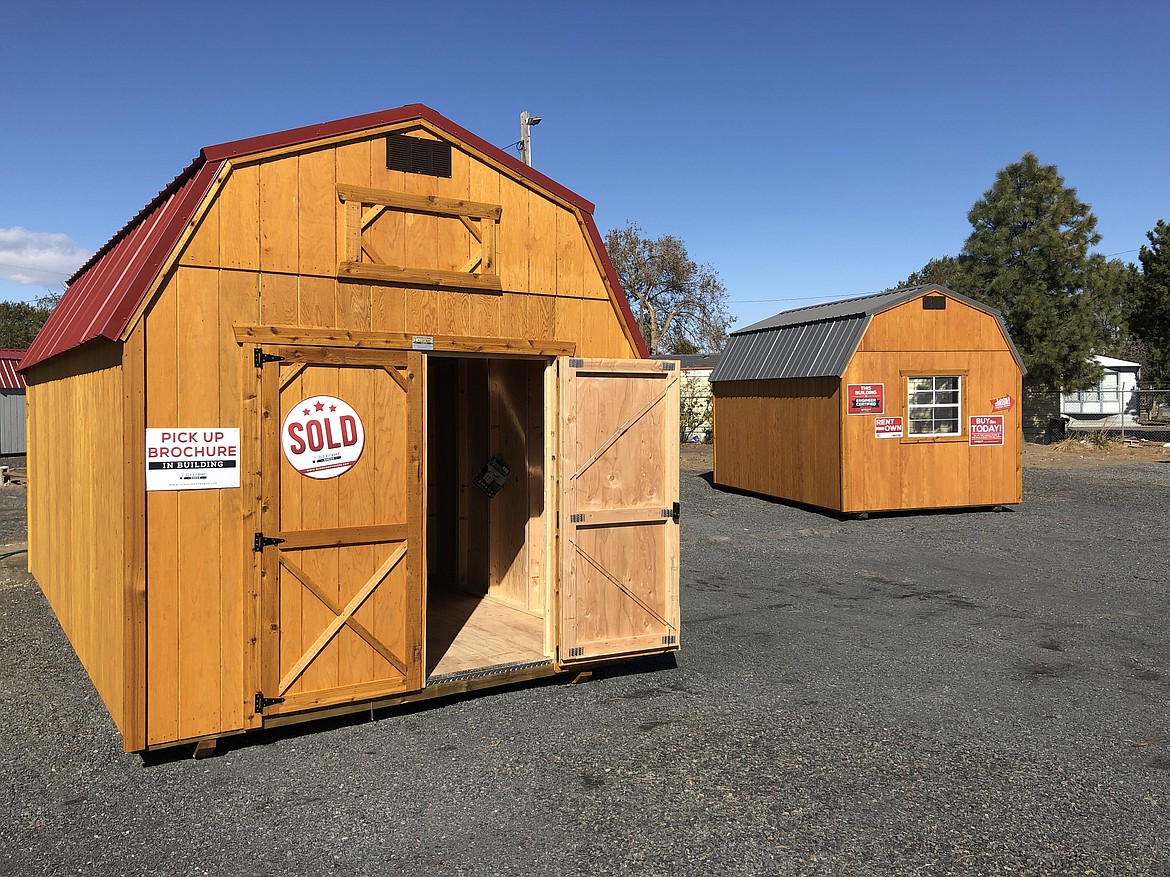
[314,401,326,412]
[302,407,310,416]
[329,404,337,412]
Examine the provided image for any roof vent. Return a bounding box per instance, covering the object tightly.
[922,295,947,310]
[387,134,452,178]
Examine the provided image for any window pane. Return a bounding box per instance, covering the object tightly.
[936,377,959,390]
[906,375,962,437]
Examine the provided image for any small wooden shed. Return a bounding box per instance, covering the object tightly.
[710,285,1024,514]
[0,349,27,455]
[21,105,680,753]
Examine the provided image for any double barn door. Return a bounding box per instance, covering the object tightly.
[251,350,678,720]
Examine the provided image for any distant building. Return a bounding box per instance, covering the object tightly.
[1061,355,1140,426]
[653,352,721,441]
[0,350,27,455]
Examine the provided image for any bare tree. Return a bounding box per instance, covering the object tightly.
[604,222,731,355]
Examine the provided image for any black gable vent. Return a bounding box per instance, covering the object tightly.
[387,134,452,178]
[922,295,947,310]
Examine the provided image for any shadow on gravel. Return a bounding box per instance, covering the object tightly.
[141,653,680,763]
[695,470,1013,520]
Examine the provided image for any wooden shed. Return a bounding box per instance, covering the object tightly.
[710,285,1024,514]
[0,349,27,455]
[20,104,680,753]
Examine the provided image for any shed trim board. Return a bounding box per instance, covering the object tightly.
[713,286,1024,514]
[22,106,677,752]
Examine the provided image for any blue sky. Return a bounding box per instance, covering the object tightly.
[1,1,1167,330]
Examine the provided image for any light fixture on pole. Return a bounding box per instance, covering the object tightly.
[519,111,542,167]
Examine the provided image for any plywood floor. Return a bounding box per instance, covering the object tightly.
[426,591,546,679]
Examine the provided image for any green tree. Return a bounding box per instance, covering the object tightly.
[961,152,1107,390]
[1132,219,1170,385]
[0,292,58,349]
[604,223,731,355]
[905,154,1117,391]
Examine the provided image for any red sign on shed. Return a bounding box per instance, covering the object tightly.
[969,415,1005,446]
[847,383,884,415]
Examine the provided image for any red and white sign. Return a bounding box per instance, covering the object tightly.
[281,396,365,479]
[969,415,1005,446]
[847,383,885,415]
[990,394,1015,412]
[875,416,904,439]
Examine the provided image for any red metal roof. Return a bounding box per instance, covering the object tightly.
[0,351,27,389]
[21,104,647,372]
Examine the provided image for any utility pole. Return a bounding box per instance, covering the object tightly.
[519,111,541,166]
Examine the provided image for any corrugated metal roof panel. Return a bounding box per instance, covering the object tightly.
[714,284,1027,382]
[21,104,648,372]
[21,160,221,372]
[711,317,868,382]
[0,351,27,389]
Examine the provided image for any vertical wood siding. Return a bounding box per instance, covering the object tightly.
[25,345,127,736]
[127,124,633,743]
[712,378,843,509]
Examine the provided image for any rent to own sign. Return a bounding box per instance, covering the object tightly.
[875,416,904,439]
[969,415,1005,446]
[281,396,366,479]
[847,383,885,415]
[146,429,240,491]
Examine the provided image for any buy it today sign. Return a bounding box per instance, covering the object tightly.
[969,415,1005,446]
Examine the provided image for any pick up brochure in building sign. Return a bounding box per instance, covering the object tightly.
[146,429,240,490]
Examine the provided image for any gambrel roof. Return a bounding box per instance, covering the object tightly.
[710,285,1024,382]
[22,104,647,371]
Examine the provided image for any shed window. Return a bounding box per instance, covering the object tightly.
[906,375,961,436]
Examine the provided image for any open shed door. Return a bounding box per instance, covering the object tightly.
[558,358,680,663]
[255,348,424,719]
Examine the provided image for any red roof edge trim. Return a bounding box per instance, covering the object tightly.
[67,156,206,285]
[581,215,649,359]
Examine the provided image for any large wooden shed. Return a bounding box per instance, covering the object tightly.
[710,285,1024,514]
[21,104,680,753]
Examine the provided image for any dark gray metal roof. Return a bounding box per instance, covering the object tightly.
[710,285,1025,382]
[651,352,722,370]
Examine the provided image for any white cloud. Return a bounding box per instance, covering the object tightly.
[0,227,92,288]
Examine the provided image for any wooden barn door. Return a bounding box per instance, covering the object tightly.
[255,348,424,718]
[558,358,680,663]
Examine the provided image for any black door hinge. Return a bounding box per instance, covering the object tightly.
[672,502,681,524]
[253,532,286,552]
[254,692,285,713]
[254,349,284,369]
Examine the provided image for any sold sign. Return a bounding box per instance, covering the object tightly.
[281,396,365,479]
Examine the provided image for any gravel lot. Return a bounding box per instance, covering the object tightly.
[2,448,1168,876]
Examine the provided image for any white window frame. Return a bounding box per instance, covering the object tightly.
[905,374,963,438]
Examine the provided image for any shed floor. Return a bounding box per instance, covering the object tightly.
[426,591,545,679]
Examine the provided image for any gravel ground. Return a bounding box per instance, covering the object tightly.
[1,451,1168,876]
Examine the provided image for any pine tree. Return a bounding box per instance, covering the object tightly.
[1133,220,1170,385]
[961,153,1105,391]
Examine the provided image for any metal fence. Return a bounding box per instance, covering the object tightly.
[680,385,713,443]
[1060,387,1170,443]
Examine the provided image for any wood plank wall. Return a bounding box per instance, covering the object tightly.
[25,343,128,735]
[843,298,1022,512]
[712,377,842,510]
[133,124,624,741]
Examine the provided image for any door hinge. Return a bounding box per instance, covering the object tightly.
[254,692,285,713]
[253,532,286,552]
[660,361,676,371]
[670,502,681,524]
[568,357,584,368]
[570,513,585,523]
[254,349,284,369]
